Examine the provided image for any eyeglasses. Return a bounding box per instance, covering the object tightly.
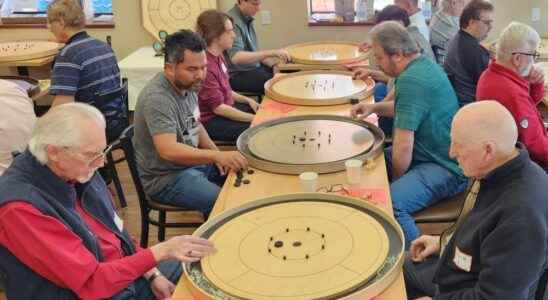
[63,143,114,166]
[512,51,541,61]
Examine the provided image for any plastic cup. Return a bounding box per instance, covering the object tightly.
[345,159,363,186]
[299,172,318,192]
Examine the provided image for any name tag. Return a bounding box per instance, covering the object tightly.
[453,246,472,272]
[221,62,228,74]
[113,212,124,232]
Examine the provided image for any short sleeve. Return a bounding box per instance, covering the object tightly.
[142,92,178,136]
[49,53,82,96]
[394,77,429,131]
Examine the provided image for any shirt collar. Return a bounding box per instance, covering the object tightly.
[481,143,530,187]
[66,31,89,44]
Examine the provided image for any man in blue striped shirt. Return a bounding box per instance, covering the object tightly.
[48,0,126,143]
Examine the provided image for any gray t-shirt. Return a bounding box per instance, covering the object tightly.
[133,72,200,196]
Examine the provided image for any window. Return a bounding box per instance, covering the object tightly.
[38,0,112,14]
[310,0,392,14]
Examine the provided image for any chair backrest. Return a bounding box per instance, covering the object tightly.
[118,125,150,216]
[535,267,548,300]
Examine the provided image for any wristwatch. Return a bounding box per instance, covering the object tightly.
[147,270,162,284]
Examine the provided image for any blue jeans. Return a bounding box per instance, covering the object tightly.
[385,148,467,248]
[151,164,225,215]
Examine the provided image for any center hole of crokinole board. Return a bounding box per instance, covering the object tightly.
[274,241,284,248]
[293,241,302,247]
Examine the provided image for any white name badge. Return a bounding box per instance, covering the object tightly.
[113,212,124,232]
[453,246,472,272]
[221,62,228,74]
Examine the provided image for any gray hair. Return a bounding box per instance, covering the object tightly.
[369,21,419,56]
[28,103,106,164]
[496,22,540,62]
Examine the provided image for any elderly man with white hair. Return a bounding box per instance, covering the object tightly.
[0,103,216,300]
[429,0,466,64]
[476,22,547,169]
[404,101,548,300]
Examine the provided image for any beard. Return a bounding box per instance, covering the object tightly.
[174,78,202,92]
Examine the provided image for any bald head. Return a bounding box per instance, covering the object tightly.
[453,101,517,154]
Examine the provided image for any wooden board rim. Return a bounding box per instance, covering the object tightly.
[0,40,63,63]
[264,70,375,106]
[286,40,370,65]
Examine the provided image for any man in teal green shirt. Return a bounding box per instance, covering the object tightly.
[351,21,467,247]
[225,0,291,94]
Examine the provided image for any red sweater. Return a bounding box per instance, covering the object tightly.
[476,61,547,167]
[0,200,156,300]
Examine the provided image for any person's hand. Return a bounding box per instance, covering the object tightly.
[271,49,291,63]
[151,235,216,263]
[415,297,433,300]
[527,65,545,85]
[350,102,376,120]
[409,235,440,262]
[246,98,260,112]
[351,67,387,82]
[150,275,175,300]
[358,42,371,53]
[215,163,228,176]
[213,151,248,172]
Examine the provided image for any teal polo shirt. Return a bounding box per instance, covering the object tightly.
[225,5,260,75]
[394,55,464,178]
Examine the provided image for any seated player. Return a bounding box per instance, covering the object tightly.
[476,22,547,169]
[133,30,248,216]
[225,0,291,94]
[429,0,465,64]
[196,9,260,142]
[351,22,466,247]
[404,101,548,299]
[0,103,216,300]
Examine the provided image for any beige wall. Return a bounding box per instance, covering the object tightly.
[0,0,546,69]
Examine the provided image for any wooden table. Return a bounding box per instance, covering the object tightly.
[274,60,370,74]
[0,55,56,76]
[172,97,407,299]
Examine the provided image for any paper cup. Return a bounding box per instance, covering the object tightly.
[345,159,363,186]
[299,172,318,192]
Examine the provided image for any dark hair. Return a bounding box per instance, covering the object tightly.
[460,0,494,30]
[375,5,410,27]
[164,30,206,65]
[196,10,233,46]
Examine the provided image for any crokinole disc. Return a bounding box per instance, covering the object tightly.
[286,41,369,65]
[184,193,405,300]
[265,70,374,106]
[237,115,385,174]
[0,41,63,63]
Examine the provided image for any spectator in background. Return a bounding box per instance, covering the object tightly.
[0,80,36,176]
[394,0,430,42]
[444,0,494,107]
[196,9,259,142]
[430,0,466,64]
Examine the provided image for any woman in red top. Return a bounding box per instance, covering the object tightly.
[196,10,260,142]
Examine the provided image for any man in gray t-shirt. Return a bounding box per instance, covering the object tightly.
[134,30,248,215]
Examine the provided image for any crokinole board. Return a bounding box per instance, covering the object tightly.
[0,41,63,63]
[286,41,369,65]
[237,115,385,174]
[265,70,374,106]
[141,0,216,40]
[184,193,405,300]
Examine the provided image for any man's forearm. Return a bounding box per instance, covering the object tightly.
[231,50,271,65]
[374,101,395,117]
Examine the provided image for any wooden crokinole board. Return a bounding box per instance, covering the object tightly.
[238,115,385,174]
[265,70,375,106]
[286,41,369,65]
[0,41,62,63]
[184,193,404,300]
[141,0,216,40]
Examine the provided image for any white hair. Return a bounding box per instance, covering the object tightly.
[496,22,540,62]
[28,103,106,164]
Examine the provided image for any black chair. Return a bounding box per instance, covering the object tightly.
[118,125,205,247]
[96,78,129,207]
